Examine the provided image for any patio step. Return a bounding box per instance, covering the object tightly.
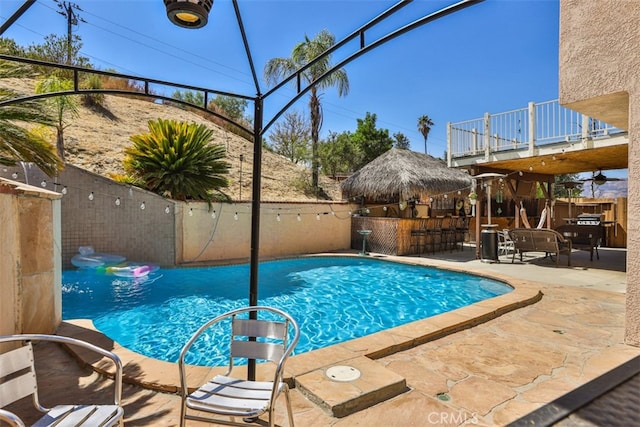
[294,356,407,418]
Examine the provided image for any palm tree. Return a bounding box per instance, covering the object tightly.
[35,75,79,163]
[417,115,434,154]
[264,29,349,190]
[124,119,231,204]
[0,59,62,176]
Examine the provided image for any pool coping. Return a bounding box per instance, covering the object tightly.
[56,254,543,397]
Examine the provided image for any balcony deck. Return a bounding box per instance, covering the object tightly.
[448,99,628,176]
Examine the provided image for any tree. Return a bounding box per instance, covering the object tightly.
[24,34,90,77]
[319,130,357,177]
[268,110,310,164]
[123,119,230,204]
[209,95,248,122]
[0,37,25,56]
[0,50,62,176]
[264,29,349,190]
[35,75,79,162]
[171,90,205,108]
[417,115,434,154]
[351,112,393,169]
[393,132,411,150]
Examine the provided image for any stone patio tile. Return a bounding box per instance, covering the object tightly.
[295,356,406,418]
[341,330,414,358]
[280,388,335,427]
[580,345,640,380]
[448,376,517,416]
[334,391,474,427]
[286,344,361,376]
[120,356,185,393]
[534,294,622,316]
[473,288,542,314]
[424,332,566,388]
[454,303,500,323]
[381,358,449,396]
[421,311,473,332]
[573,310,627,328]
[489,399,543,426]
[383,318,442,341]
[122,386,182,426]
[518,377,580,404]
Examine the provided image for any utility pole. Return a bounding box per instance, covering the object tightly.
[54,0,85,65]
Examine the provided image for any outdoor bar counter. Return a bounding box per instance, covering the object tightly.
[351,216,471,256]
[351,215,523,256]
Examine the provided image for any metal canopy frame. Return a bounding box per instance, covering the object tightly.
[1,0,484,378]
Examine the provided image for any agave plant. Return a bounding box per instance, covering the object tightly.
[124,119,231,204]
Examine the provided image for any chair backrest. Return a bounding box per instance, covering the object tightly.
[0,343,39,409]
[0,334,123,413]
[230,315,288,363]
[531,229,560,251]
[509,228,536,250]
[179,306,300,379]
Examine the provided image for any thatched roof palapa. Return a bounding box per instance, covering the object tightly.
[340,148,472,201]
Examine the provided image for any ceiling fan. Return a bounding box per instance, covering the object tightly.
[581,170,625,186]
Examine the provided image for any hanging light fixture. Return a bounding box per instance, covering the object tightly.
[164,0,213,29]
[593,171,607,186]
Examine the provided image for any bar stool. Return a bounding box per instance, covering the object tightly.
[455,216,469,251]
[441,216,457,252]
[424,217,443,254]
[410,228,426,255]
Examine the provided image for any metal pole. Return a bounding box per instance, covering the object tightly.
[487,181,492,225]
[0,0,35,36]
[239,154,244,200]
[247,97,263,380]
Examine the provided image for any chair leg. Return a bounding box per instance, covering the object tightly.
[180,400,187,427]
[284,386,295,427]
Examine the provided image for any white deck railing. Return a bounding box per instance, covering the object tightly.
[448,99,620,163]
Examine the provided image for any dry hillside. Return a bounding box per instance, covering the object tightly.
[3,78,342,201]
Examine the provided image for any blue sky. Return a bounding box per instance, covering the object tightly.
[1,0,562,158]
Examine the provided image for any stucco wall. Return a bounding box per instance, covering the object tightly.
[2,165,354,267]
[0,179,61,335]
[559,0,638,129]
[559,0,639,345]
[627,92,640,345]
[180,201,353,263]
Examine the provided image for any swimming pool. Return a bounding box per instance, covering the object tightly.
[62,256,512,366]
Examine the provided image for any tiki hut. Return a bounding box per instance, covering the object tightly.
[341,149,473,256]
[341,148,472,203]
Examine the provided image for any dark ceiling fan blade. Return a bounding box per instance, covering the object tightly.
[579,170,626,184]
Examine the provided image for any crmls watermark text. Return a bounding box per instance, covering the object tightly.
[427,411,478,425]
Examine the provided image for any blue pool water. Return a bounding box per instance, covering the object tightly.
[62,256,512,366]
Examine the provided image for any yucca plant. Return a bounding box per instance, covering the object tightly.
[124,119,231,204]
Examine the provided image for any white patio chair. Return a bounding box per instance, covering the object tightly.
[498,229,515,256]
[178,306,300,427]
[0,334,124,427]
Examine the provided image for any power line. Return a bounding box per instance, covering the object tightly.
[53,0,85,65]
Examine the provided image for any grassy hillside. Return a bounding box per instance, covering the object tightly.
[2,77,342,201]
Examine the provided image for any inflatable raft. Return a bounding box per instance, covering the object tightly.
[71,246,126,268]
